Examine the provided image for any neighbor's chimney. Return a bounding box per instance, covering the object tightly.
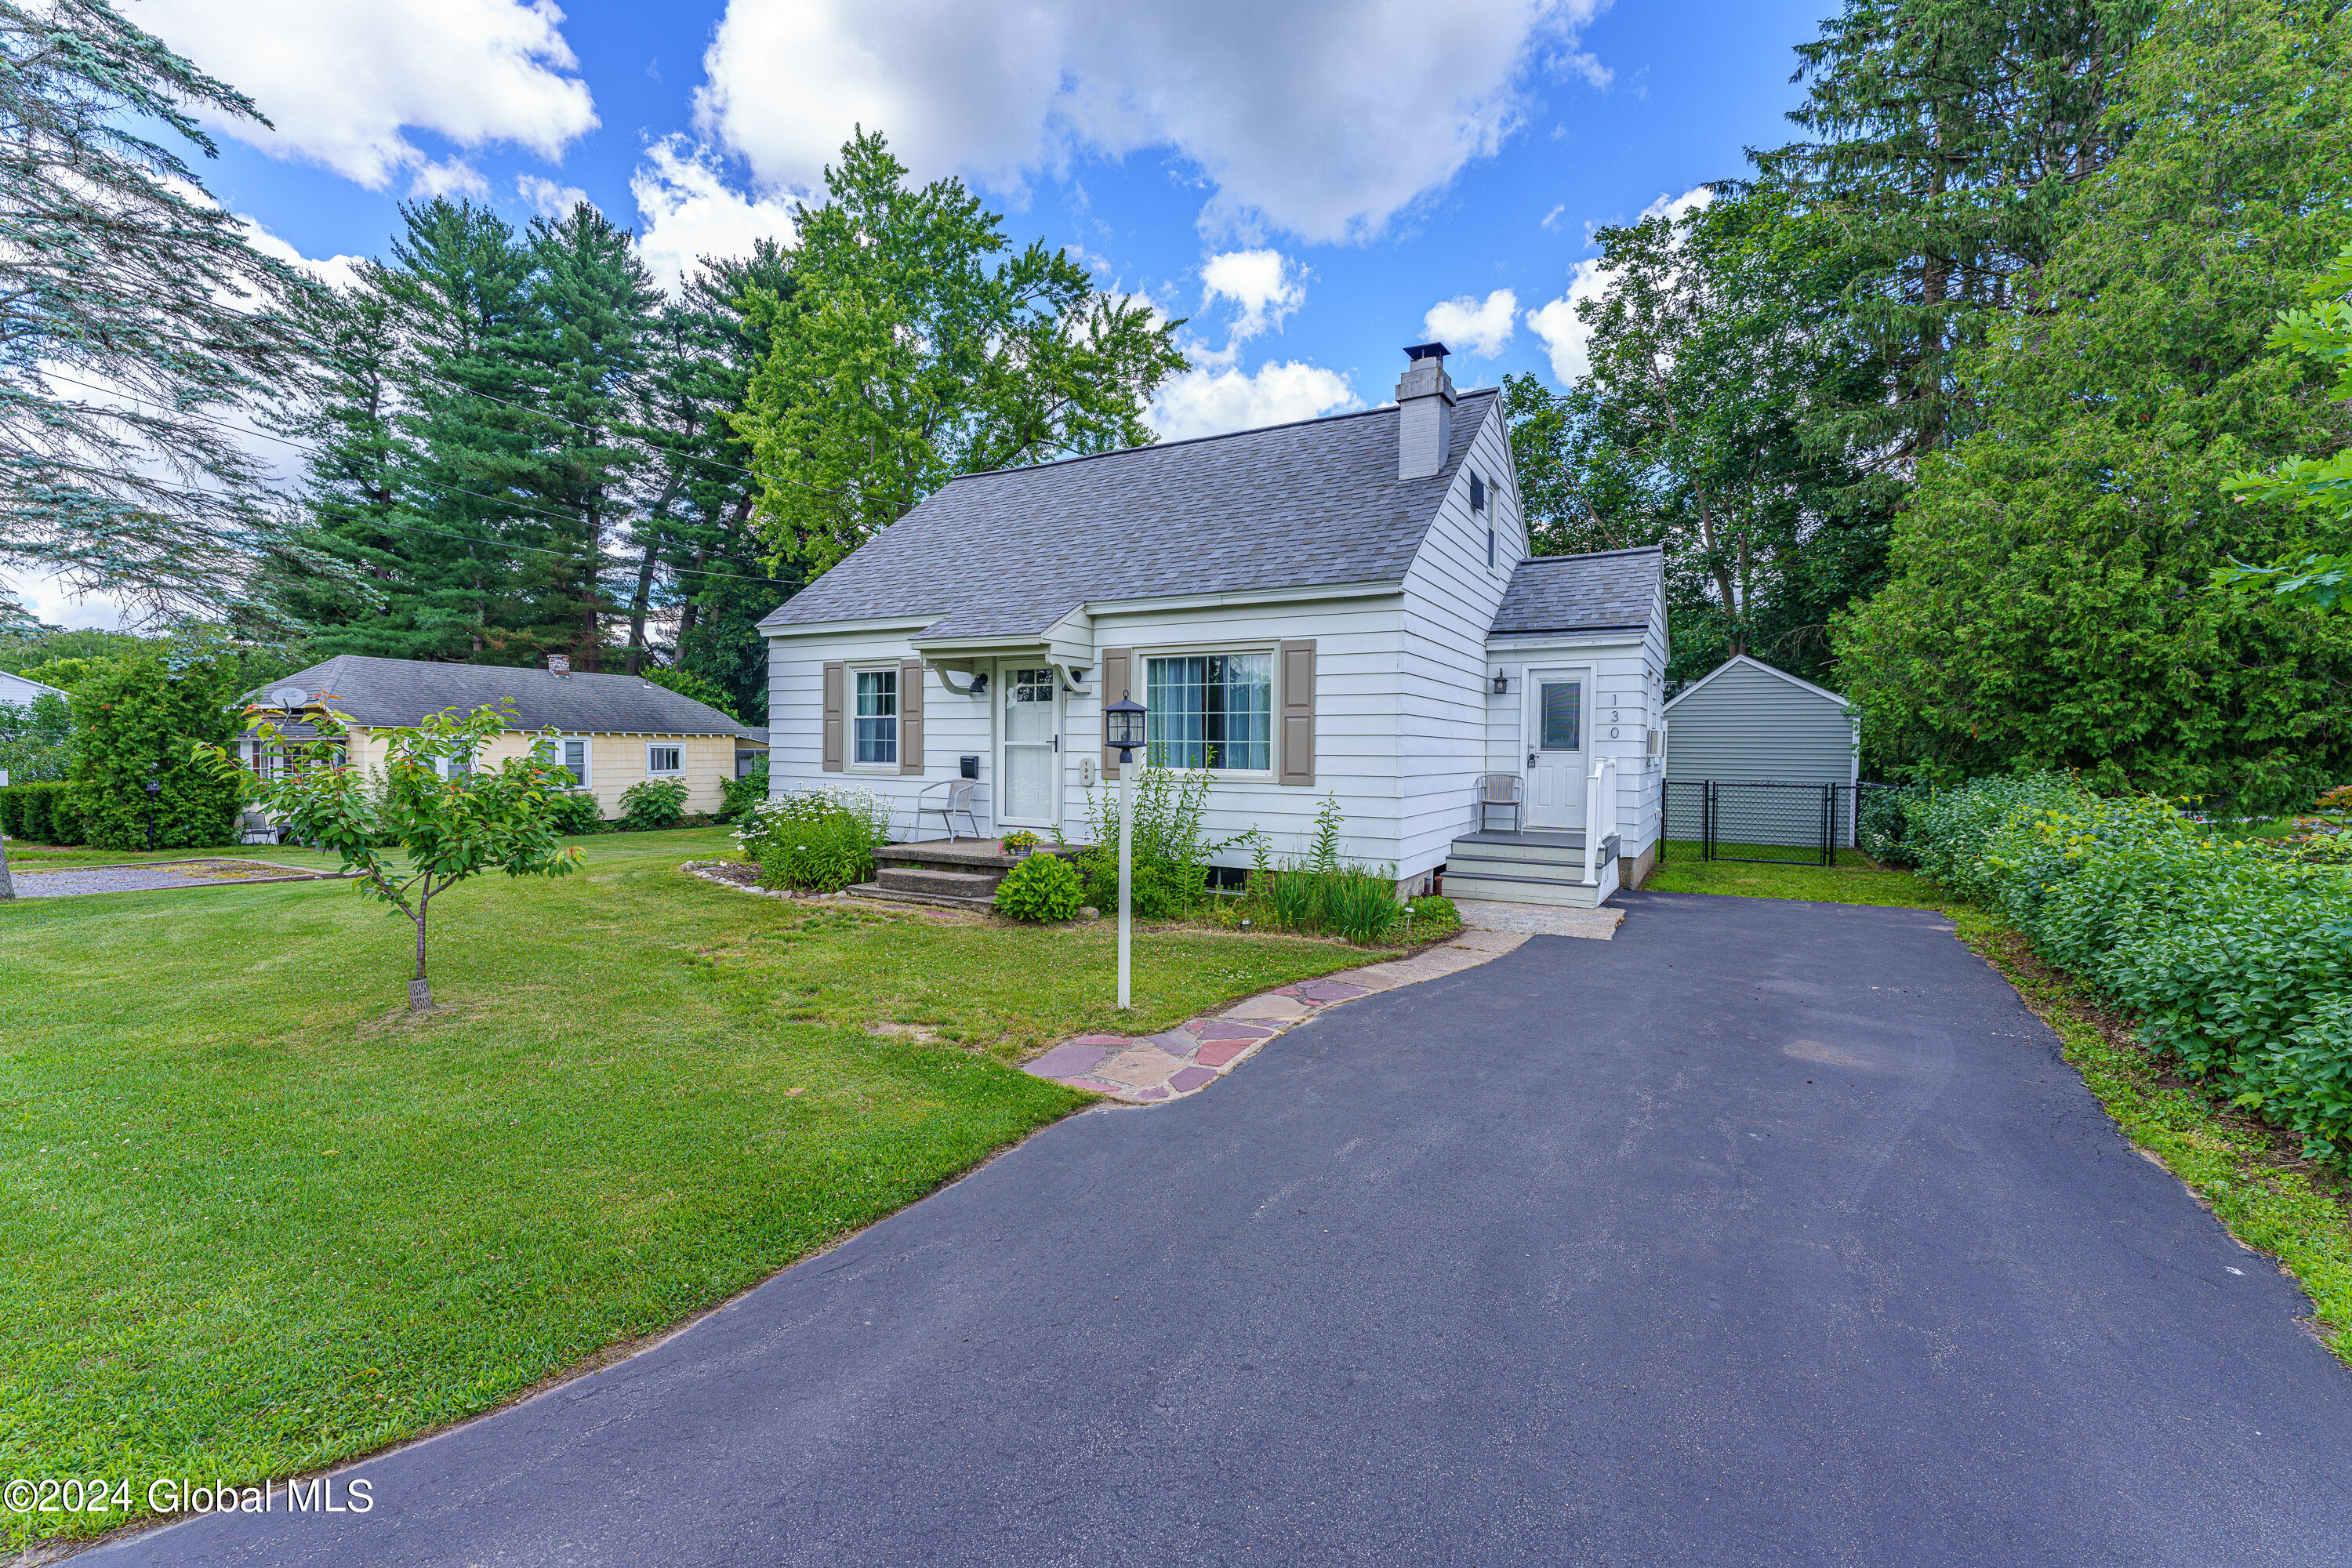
[1396,342,1455,481]
[546,654,570,675]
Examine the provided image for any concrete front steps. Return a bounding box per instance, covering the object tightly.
[1441,829,1619,909]
[851,840,1084,912]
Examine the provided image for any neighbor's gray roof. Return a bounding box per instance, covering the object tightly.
[1490,546,1664,635]
[759,390,1501,639]
[242,655,754,738]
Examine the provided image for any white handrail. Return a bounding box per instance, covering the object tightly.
[1581,757,1618,888]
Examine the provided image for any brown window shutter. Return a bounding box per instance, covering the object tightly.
[1098,646,1132,779]
[1279,640,1316,786]
[821,661,844,772]
[898,659,925,775]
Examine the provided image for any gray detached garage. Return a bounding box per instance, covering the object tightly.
[1662,655,1859,853]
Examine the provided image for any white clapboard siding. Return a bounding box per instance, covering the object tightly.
[768,625,993,838]
[1078,593,1406,869]
[1663,656,1857,786]
[1396,403,1527,880]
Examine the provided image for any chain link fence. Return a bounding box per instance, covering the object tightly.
[1661,781,1857,866]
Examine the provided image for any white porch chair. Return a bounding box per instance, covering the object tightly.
[915,779,982,841]
[1475,772,1523,833]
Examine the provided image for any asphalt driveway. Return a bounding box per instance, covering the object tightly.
[93,892,2352,1566]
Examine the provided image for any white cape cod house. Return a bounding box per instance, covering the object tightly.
[759,346,1666,906]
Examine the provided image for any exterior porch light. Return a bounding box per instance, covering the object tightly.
[1103,690,1146,1008]
[1492,671,1508,695]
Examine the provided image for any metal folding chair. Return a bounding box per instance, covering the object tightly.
[915,778,982,841]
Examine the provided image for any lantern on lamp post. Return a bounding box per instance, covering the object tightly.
[1103,690,1147,1010]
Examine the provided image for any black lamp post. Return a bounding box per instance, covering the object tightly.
[1102,691,1146,1007]
[143,772,160,853]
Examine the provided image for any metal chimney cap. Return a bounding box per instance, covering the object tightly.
[1404,342,1450,362]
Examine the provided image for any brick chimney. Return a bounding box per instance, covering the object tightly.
[546,654,570,676]
[1396,342,1455,481]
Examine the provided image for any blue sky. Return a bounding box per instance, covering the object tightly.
[25,0,1830,626]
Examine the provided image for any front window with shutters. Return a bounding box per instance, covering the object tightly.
[853,667,898,765]
[1144,652,1272,771]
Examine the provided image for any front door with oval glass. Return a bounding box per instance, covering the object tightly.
[997,664,1059,829]
[1523,668,1588,829]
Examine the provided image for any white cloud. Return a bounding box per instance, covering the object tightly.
[1422,288,1518,358]
[238,219,368,295]
[408,158,490,201]
[0,569,135,632]
[1526,187,1712,383]
[1150,361,1358,442]
[136,0,597,191]
[690,0,1612,243]
[629,137,804,296]
[1200,249,1305,340]
[517,174,590,216]
[1540,203,1566,230]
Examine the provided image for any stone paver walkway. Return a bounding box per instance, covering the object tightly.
[1024,927,1535,1103]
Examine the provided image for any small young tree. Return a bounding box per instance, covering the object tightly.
[199,704,583,1011]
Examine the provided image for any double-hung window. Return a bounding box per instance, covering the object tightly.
[1144,652,1272,771]
[647,744,683,776]
[535,735,591,786]
[853,668,898,766]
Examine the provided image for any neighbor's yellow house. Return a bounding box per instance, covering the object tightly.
[236,654,764,820]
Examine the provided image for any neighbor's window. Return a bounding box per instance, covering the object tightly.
[539,735,590,786]
[854,668,898,765]
[647,744,683,776]
[1145,652,1272,771]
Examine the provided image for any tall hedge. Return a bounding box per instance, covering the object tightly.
[67,658,241,851]
[1835,0,2352,807]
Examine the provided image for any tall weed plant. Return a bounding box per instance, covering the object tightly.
[1909,774,2352,1163]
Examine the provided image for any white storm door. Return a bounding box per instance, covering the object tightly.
[1523,668,1588,829]
[997,663,1060,828]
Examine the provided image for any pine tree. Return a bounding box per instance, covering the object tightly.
[519,204,660,670]
[377,199,546,661]
[1753,0,2153,464]
[0,0,321,622]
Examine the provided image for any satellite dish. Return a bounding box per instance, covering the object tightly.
[268,687,310,710]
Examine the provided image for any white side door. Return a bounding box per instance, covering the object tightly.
[1523,666,1589,829]
[996,662,1061,829]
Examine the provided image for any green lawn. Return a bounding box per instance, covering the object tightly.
[1641,841,1946,907]
[0,828,1363,1547]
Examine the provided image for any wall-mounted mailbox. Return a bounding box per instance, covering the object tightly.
[960,755,980,779]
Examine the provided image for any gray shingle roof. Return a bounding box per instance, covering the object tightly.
[760,390,1501,637]
[1490,546,1663,634]
[242,655,754,738]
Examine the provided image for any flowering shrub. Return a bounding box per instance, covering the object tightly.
[738,786,894,894]
[1911,775,2352,1163]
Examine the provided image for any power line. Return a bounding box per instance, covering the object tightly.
[39,370,804,591]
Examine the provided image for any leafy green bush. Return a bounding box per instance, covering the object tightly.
[68,655,241,850]
[744,788,893,894]
[619,778,689,831]
[0,691,74,784]
[1857,784,1924,864]
[1911,775,2352,1163]
[718,757,768,822]
[545,789,608,837]
[994,851,1083,921]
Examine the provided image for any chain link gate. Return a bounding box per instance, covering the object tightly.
[1661,781,1854,866]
